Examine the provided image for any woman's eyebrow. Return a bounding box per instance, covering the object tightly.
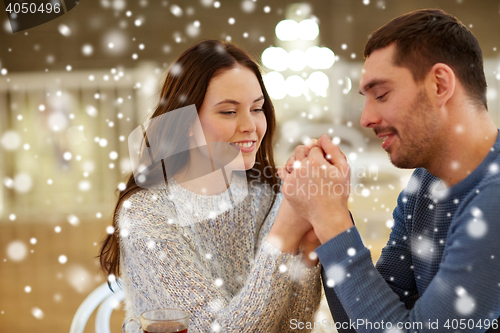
[213,95,264,106]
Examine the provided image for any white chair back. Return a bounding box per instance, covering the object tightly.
[70,280,125,333]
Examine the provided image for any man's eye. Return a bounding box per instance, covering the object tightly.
[376,92,388,100]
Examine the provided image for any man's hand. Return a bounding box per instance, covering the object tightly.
[299,229,321,267]
[280,134,353,244]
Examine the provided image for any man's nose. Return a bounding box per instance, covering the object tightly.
[360,100,381,128]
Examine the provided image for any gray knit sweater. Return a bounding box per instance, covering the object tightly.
[118,172,322,332]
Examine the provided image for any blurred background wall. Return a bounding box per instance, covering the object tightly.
[1,0,500,332]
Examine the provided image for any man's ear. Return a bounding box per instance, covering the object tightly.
[427,63,456,108]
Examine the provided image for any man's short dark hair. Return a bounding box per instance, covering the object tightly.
[364,9,487,109]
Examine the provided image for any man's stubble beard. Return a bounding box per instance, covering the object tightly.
[389,88,441,170]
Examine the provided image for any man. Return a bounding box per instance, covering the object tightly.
[279,9,500,332]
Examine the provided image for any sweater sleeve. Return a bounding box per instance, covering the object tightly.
[120,188,300,333]
[277,261,322,332]
[252,188,322,332]
[315,183,500,333]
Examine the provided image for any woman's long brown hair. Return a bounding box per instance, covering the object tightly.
[98,40,280,281]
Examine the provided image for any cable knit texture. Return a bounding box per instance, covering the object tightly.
[118,172,322,332]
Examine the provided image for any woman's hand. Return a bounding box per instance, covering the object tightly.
[299,229,321,267]
[281,138,319,177]
[267,197,312,255]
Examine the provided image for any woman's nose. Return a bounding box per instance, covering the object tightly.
[238,111,257,132]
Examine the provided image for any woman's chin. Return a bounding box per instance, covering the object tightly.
[243,159,256,170]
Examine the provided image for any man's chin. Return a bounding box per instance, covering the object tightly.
[389,153,416,169]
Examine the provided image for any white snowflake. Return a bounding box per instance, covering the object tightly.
[467,217,488,239]
[325,264,346,285]
[455,286,475,315]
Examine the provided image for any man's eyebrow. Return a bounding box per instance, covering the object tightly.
[359,79,389,96]
[214,95,264,106]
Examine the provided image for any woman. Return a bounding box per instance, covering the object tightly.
[99,40,321,332]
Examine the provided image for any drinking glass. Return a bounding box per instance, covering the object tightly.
[122,309,190,333]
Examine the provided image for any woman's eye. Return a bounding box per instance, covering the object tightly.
[220,111,236,115]
[252,108,264,113]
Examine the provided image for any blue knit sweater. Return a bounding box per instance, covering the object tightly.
[317,132,500,333]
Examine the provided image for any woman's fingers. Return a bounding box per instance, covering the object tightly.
[317,134,348,167]
[277,166,286,181]
[303,138,319,156]
[285,154,296,173]
[285,138,319,173]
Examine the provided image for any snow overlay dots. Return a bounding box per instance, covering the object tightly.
[169,63,183,77]
[347,247,356,257]
[106,226,115,234]
[58,255,67,264]
[467,215,488,239]
[170,4,183,17]
[412,236,434,260]
[241,0,255,13]
[25,286,32,293]
[279,264,288,273]
[489,163,499,174]
[325,264,346,286]
[31,307,44,319]
[211,321,221,332]
[67,214,80,226]
[214,278,223,287]
[6,241,28,262]
[455,286,475,315]
[120,228,130,238]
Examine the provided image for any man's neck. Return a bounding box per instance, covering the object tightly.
[427,118,498,188]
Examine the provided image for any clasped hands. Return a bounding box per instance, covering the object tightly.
[267,134,354,266]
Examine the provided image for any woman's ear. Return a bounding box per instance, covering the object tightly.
[427,63,456,108]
